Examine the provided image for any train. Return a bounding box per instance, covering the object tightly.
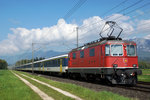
[15,21,142,85]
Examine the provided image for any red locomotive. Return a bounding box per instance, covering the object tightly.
[68,21,142,84]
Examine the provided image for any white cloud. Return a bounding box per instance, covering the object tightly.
[0,19,77,55]
[134,19,150,39]
[136,19,150,33]
[145,34,150,39]
[106,14,130,22]
[135,10,144,15]
[0,15,135,56]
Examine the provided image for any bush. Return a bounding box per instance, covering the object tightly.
[0,59,8,69]
[138,61,150,69]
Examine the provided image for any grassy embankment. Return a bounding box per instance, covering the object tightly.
[138,69,150,82]
[15,70,134,100]
[0,70,41,100]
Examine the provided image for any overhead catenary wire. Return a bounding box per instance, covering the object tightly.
[64,0,87,20]
[117,0,144,13]
[79,1,150,38]
[79,0,144,30]
[102,0,129,16]
[112,2,150,21]
[121,26,150,39]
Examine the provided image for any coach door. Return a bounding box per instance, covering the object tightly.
[40,63,44,71]
[60,59,62,72]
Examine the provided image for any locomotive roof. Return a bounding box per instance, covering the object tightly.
[71,39,136,52]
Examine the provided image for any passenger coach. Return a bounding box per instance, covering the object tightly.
[16,54,68,73]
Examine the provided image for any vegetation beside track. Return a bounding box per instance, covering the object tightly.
[0,70,41,100]
[138,69,150,82]
[17,72,74,100]
[0,59,8,69]
[15,71,134,100]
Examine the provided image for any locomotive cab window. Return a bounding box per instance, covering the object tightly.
[105,45,110,56]
[80,51,84,58]
[127,45,136,56]
[89,48,95,56]
[111,45,123,56]
[72,53,76,59]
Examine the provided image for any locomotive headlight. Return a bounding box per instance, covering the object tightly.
[132,64,137,67]
[113,64,118,67]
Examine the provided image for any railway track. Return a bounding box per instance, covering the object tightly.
[138,81,150,85]
[118,82,150,93]
[26,71,150,100]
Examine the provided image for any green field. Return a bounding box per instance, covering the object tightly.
[0,70,42,100]
[138,69,150,82]
[15,71,133,100]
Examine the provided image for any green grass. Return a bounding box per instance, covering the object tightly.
[17,73,74,100]
[141,69,150,75]
[0,70,42,100]
[138,69,150,82]
[15,71,133,100]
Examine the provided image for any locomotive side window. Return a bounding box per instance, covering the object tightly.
[111,45,123,56]
[105,45,110,56]
[73,53,76,59]
[127,45,136,56]
[89,48,95,56]
[80,51,84,58]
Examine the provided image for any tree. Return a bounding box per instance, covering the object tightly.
[0,59,8,69]
[15,57,45,67]
[39,57,45,60]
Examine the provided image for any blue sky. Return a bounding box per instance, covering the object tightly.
[0,0,150,56]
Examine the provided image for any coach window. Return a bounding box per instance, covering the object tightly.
[51,60,53,67]
[53,60,56,66]
[80,51,84,58]
[51,60,54,66]
[73,53,76,59]
[89,48,95,56]
[57,59,60,66]
[62,58,65,66]
[105,45,110,56]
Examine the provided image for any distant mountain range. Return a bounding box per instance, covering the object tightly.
[130,38,150,62]
[1,38,150,65]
